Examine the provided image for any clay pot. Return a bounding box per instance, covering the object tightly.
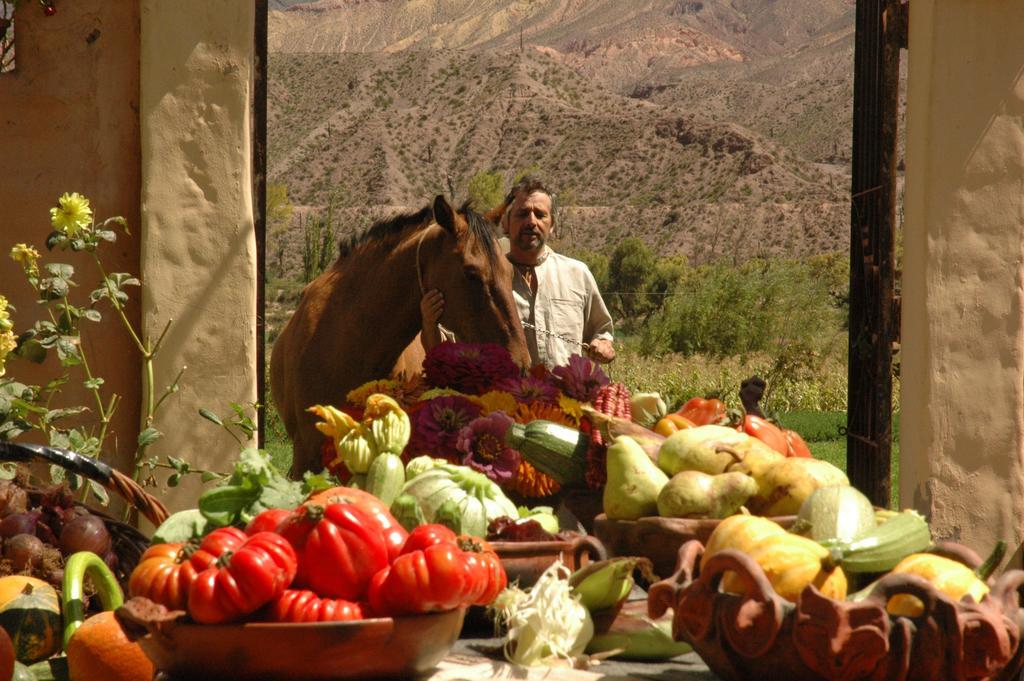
[647,540,1024,681]
[593,513,796,580]
[492,533,607,588]
[116,597,465,681]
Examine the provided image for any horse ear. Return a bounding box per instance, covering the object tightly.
[433,195,462,236]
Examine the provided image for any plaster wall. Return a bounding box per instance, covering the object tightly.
[0,3,142,480]
[902,0,1024,560]
[139,0,258,519]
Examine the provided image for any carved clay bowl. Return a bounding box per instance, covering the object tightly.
[492,533,607,588]
[593,513,796,580]
[647,540,1024,681]
[116,597,466,681]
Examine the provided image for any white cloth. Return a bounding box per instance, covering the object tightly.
[510,248,614,369]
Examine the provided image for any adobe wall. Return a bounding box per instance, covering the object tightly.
[0,1,257,529]
[901,0,1024,562]
[0,2,142,484]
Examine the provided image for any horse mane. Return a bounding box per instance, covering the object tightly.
[337,201,500,262]
[338,204,433,259]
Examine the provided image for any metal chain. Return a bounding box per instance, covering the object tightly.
[521,320,590,351]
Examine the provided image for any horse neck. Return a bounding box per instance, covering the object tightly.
[340,226,437,376]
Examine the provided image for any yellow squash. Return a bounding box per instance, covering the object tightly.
[886,553,989,616]
[722,532,847,602]
[701,514,788,572]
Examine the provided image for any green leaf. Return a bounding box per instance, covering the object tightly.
[0,464,18,480]
[93,229,117,243]
[168,473,181,487]
[81,309,102,323]
[49,464,66,483]
[198,484,260,526]
[199,408,224,426]
[88,480,110,506]
[43,406,88,424]
[137,427,162,447]
[83,377,104,390]
[152,509,210,544]
[100,215,130,235]
[56,337,81,363]
[40,277,69,300]
[45,263,74,279]
[15,339,47,364]
[201,471,224,483]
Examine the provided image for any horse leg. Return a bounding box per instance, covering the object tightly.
[391,333,426,381]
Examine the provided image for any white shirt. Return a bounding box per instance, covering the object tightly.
[509,248,614,369]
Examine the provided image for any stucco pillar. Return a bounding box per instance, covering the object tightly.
[901,0,1024,562]
[139,1,257,519]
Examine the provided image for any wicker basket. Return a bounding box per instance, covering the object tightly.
[0,441,168,584]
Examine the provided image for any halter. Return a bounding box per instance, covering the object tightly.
[415,228,428,297]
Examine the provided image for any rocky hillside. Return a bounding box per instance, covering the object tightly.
[267,0,856,268]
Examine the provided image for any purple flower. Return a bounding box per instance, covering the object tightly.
[424,341,521,395]
[552,353,609,403]
[456,411,521,483]
[409,395,483,460]
[495,374,560,404]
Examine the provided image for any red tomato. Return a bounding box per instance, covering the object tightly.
[457,535,507,606]
[197,526,248,556]
[738,414,789,455]
[279,503,390,601]
[367,541,474,616]
[401,524,458,556]
[675,397,727,426]
[187,531,298,624]
[245,508,293,535]
[267,589,364,623]
[305,487,407,562]
[785,428,814,458]
[128,538,234,612]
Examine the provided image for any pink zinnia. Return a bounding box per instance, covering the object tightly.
[456,411,521,483]
[409,395,483,460]
[495,375,559,404]
[552,353,609,403]
[424,341,521,395]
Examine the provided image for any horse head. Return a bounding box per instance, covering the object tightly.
[423,195,531,368]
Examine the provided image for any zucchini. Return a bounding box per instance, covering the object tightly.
[505,420,590,485]
[822,509,932,574]
[365,452,405,506]
[390,493,425,532]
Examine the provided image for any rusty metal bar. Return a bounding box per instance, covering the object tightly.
[254,0,268,447]
[847,0,904,507]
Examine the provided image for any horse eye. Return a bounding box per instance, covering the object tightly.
[464,269,483,283]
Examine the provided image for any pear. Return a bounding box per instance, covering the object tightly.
[603,435,670,520]
[747,458,850,517]
[657,425,782,476]
[656,470,758,519]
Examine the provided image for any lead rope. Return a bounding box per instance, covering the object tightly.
[415,229,428,297]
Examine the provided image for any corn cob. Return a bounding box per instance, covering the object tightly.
[585,383,632,489]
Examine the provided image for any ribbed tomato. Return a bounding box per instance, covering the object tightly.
[367,540,474,616]
[188,531,298,624]
[244,508,293,535]
[457,535,507,606]
[266,589,364,623]
[128,527,247,611]
[400,524,458,556]
[304,487,407,561]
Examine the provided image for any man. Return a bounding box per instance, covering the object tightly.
[500,176,615,369]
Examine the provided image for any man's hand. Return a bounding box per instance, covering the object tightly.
[420,289,444,327]
[586,338,615,364]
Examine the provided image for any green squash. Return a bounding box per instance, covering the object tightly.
[0,582,62,664]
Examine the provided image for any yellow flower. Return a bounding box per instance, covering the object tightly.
[0,330,15,377]
[307,404,376,474]
[0,295,12,333]
[419,387,466,401]
[346,379,398,406]
[9,243,40,275]
[506,460,561,498]
[557,394,583,426]
[49,192,93,236]
[476,390,519,416]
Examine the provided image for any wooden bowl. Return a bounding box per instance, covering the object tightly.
[593,513,796,580]
[116,597,465,681]
[492,534,607,588]
[647,540,1024,681]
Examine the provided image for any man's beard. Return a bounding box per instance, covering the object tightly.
[515,230,546,253]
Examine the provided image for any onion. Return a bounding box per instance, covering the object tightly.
[58,513,111,557]
[0,511,40,540]
[4,533,45,571]
[0,481,29,518]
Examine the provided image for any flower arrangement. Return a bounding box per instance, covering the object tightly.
[317,341,612,498]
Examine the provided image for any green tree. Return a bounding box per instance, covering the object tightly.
[467,170,505,211]
[267,183,294,278]
[607,237,656,322]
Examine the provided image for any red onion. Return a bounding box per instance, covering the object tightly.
[0,511,40,539]
[4,533,44,571]
[58,513,111,557]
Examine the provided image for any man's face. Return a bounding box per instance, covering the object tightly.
[505,190,553,259]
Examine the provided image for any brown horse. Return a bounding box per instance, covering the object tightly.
[270,195,530,477]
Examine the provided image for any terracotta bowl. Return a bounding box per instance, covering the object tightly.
[116,597,465,681]
[593,513,796,580]
[492,534,607,588]
[647,540,1024,681]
